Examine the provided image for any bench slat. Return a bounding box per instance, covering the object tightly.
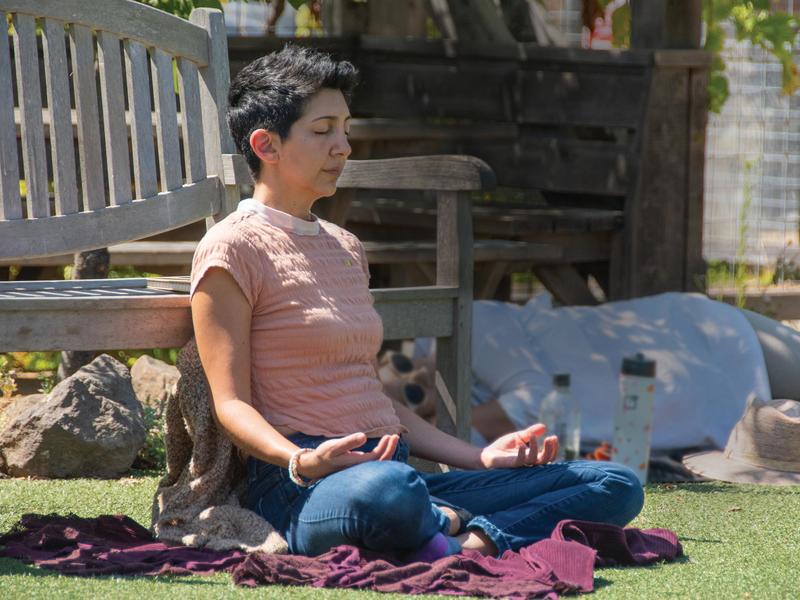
[222,153,495,192]
[0,281,457,350]
[125,39,158,199]
[0,177,220,260]
[339,156,494,191]
[152,49,182,192]
[0,21,21,219]
[13,14,49,218]
[178,57,206,183]
[0,0,209,67]
[43,18,79,216]
[516,68,647,128]
[469,138,630,196]
[98,31,131,205]
[70,24,105,211]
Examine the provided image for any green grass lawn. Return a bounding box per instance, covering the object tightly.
[1,472,799,599]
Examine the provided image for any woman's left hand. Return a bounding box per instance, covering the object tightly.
[479,424,559,469]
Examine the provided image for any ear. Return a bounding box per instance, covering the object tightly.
[249,129,281,164]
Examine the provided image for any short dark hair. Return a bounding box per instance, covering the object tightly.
[226,45,359,177]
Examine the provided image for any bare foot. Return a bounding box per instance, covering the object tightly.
[455,529,498,557]
[438,506,461,536]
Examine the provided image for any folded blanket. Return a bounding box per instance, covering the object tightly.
[150,338,287,554]
[0,513,682,598]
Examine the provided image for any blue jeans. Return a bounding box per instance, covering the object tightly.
[246,433,644,557]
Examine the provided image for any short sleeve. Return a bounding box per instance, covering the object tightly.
[190,221,263,309]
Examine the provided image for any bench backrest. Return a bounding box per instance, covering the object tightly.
[0,0,237,260]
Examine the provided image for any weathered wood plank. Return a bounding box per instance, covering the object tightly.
[435,190,473,439]
[0,239,562,268]
[0,177,220,260]
[69,24,105,211]
[625,66,690,297]
[12,14,49,218]
[353,58,516,121]
[0,21,21,219]
[98,31,131,206]
[342,155,494,191]
[346,198,623,236]
[0,282,457,350]
[0,278,150,293]
[42,18,79,216]
[222,153,495,192]
[349,118,518,142]
[516,69,647,128]
[0,0,209,66]
[533,264,600,306]
[473,137,630,195]
[151,49,182,192]
[0,297,193,352]
[685,67,709,292]
[124,39,157,199]
[177,57,206,183]
[375,293,454,340]
[190,8,238,221]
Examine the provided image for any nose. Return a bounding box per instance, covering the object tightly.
[332,130,351,158]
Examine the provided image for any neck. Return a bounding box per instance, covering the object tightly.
[252,179,316,221]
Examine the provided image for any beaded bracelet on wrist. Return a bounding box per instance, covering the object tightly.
[288,447,315,487]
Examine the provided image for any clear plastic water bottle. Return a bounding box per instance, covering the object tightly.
[538,373,581,461]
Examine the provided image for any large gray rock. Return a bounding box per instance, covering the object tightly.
[130,355,180,416]
[0,354,145,478]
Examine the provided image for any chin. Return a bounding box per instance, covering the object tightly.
[318,184,338,198]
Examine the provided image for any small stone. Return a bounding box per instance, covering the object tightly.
[130,355,180,416]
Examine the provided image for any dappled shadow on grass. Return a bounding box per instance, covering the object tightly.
[0,557,225,586]
[670,482,800,495]
[593,555,690,591]
[646,482,800,496]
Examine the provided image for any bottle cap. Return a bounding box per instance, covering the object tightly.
[391,352,413,374]
[621,353,656,377]
[553,373,570,387]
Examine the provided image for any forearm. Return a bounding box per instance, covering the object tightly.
[393,401,484,470]
[213,398,299,468]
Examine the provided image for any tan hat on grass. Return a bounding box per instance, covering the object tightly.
[682,395,800,486]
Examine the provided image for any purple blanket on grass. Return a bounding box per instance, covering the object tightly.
[0,514,681,598]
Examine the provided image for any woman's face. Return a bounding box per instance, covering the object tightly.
[278,88,352,201]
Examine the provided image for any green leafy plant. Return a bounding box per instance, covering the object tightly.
[733,158,758,308]
[705,0,800,113]
[135,0,223,19]
[36,372,56,395]
[603,1,800,113]
[134,405,167,470]
[0,355,18,399]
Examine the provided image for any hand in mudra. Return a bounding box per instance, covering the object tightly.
[296,432,400,480]
[479,424,559,469]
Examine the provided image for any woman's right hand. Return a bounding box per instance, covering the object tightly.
[295,432,400,480]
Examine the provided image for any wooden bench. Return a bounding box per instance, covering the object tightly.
[0,0,494,441]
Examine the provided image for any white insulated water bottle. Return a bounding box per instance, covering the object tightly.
[612,353,657,484]
[539,373,580,461]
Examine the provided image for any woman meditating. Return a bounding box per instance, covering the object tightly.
[189,45,644,561]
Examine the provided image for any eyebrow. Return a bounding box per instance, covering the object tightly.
[311,115,352,122]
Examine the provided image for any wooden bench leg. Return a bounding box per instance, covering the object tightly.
[534,265,601,306]
[475,260,508,299]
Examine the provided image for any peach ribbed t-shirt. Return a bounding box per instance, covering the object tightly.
[190,199,404,438]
